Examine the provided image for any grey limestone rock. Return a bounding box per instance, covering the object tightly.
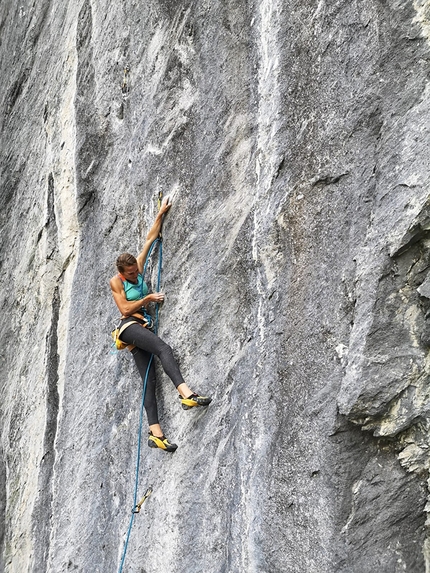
[1,0,430,572]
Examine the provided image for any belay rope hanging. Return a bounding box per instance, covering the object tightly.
[117,236,163,573]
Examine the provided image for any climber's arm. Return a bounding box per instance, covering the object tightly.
[110,276,165,316]
[136,198,171,273]
[111,275,147,316]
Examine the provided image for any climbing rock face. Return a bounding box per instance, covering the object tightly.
[1,1,430,572]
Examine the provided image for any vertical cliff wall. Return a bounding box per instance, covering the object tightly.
[1,1,430,572]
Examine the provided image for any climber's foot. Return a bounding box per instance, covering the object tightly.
[180,393,212,410]
[148,432,178,452]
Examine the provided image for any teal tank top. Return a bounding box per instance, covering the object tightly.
[122,273,149,302]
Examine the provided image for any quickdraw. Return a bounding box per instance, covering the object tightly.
[133,486,153,514]
[121,65,130,96]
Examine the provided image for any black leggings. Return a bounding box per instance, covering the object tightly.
[119,322,185,426]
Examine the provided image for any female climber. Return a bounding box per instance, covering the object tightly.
[110,198,211,452]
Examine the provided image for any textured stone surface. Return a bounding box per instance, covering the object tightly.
[1,1,430,572]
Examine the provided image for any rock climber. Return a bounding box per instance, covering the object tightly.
[110,198,211,452]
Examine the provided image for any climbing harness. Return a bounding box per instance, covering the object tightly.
[117,236,163,573]
[111,318,145,351]
[111,313,152,351]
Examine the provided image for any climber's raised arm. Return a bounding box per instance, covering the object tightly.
[136,198,171,273]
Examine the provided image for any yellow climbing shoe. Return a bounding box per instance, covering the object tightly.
[148,432,178,452]
[180,393,212,410]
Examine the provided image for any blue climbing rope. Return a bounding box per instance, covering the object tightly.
[117,237,163,573]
